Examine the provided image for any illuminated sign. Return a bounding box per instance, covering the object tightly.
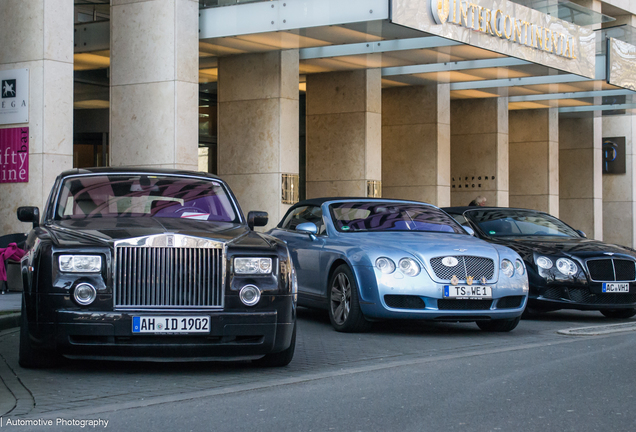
[391,0,595,78]
[429,0,578,59]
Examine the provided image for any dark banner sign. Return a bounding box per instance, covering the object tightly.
[602,137,626,174]
[0,127,29,183]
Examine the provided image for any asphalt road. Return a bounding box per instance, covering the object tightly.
[1,308,636,432]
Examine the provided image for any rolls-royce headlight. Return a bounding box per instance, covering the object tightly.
[376,257,396,274]
[556,258,577,276]
[398,258,421,277]
[234,257,272,274]
[73,283,97,305]
[515,259,525,276]
[59,255,102,273]
[501,259,514,278]
[535,256,553,270]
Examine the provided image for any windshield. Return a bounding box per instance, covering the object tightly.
[465,209,579,238]
[329,202,466,234]
[55,174,239,222]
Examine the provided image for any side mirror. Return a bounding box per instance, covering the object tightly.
[296,222,318,240]
[247,211,268,230]
[463,225,475,236]
[17,206,40,229]
[576,230,586,238]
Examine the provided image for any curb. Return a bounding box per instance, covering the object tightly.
[0,312,20,331]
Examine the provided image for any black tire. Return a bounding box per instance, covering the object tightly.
[254,324,296,367]
[328,265,372,333]
[476,317,520,332]
[19,300,61,369]
[600,308,636,319]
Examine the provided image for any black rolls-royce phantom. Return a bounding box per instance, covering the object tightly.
[16,168,297,368]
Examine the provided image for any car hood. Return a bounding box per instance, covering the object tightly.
[489,236,636,261]
[43,218,272,248]
[337,231,503,261]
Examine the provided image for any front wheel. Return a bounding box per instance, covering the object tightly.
[328,265,372,333]
[19,300,62,368]
[600,309,636,319]
[476,317,520,332]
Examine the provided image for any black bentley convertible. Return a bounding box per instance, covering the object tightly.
[444,207,636,319]
[16,168,297,367]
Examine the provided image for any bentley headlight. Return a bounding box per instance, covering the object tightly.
[234,257,272,274]
[59,255,102,273]
[376,257,396,274]
[501,259,514,278]
[398,258,421,277]
[515,259,525,276]
[556,258,577,276]
[535,256,553,270]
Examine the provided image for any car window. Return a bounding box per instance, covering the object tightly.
[450,214,470,227]
[281,205,325,235]
[465,209,579,237]
[329,202,466,234]
[55,174,239,222]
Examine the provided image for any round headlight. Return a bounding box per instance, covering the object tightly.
[376,257,396,274]
[515,259,525,276]
[74,283,97,306]
[556,258,577,276]
[398,258,421,277]
[239,285,261,306]
[501,259,514,278]
[536,256,553,270]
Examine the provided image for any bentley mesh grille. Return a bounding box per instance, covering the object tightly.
[384,295,426,310]
[541,287,636,305]
[586,259,636,282]
[115,246,224,308]
[437,299,493,310]
[430,256,494,281]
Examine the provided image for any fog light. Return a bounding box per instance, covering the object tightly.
[74,283,97,306]
[239,285,261,306]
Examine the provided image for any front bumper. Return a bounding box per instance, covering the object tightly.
[530,284,636,311]
[354,265,528,321]
[27,296,296,361]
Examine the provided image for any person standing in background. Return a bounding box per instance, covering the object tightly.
[469,196,487,207]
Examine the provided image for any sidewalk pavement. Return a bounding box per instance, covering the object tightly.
[0,292,21,331]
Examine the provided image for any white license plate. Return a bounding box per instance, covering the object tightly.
[602,283,630,293]
[132,316,210,334]
[444,285,492,299]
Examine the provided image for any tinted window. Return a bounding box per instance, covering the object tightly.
[465,209,579,237]
[281,205,325,235]
[329,202,465,234]
[55,174,239,222]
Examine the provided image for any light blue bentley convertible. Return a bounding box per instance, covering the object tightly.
[269,198,529,333]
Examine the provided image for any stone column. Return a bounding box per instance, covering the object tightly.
[305,69,381,198]
[217,50,299,228]
[509,109,559,215]
[602,115,636,247]
[450,98,509,207]
[0,0,73,236]
[110,0,199,170]
[559,116,603,240]
[382,85,450,207]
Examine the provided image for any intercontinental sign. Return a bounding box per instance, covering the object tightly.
[391,0,595,78]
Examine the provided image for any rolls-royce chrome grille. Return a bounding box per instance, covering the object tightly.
[115,246,224,309]
[430,256,495,281]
